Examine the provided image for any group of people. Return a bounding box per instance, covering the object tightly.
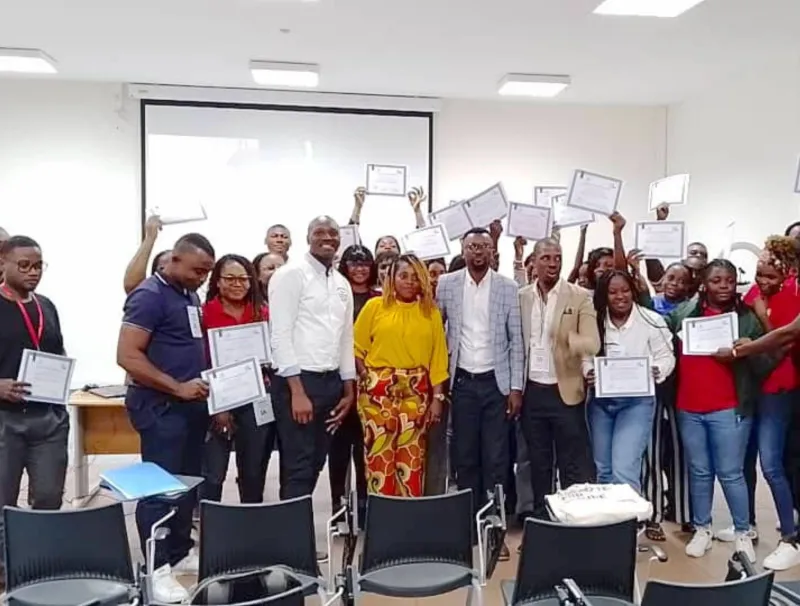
[3,189,800,600]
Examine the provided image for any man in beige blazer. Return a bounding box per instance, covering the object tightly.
[518,237,600,519]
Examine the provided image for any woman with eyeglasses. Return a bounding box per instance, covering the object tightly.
[200,254,274,504]
[354,254,448,496]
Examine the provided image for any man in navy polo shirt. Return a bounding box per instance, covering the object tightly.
[117,233,215,604]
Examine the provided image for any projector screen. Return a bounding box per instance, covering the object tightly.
[142,101,433,262]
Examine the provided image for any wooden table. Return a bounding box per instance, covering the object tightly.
[69,391,140,506]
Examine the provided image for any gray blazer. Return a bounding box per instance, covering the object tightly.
[436,269,525,395]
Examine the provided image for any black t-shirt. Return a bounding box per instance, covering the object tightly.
[0,293,64,407]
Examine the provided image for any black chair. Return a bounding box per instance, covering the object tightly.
[725,550,800,605]
[641,571,774,606]
[350,490,482,604]
[501,518,638,606]
[3,504,136,606]
[198,497,325,602]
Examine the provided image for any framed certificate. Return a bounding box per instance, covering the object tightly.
[339,224,361,253]
[635,221,685,259]
[533,186,567,208]
[682,313,739,356]
[365,164,407,197]
[594,356,654,399]
[16,349,76,406]
[506,203,551,241]
[202,357,267,414]
[429,202,473,241]
[566,170,623,217]
[553,194,595,229]
[208,322,271,367]
[463,183,509,228]
[401,224,451,260]
[649,174,690,210]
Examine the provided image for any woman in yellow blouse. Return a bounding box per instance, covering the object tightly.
[354,253,449,497]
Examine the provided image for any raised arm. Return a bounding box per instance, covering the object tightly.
[347,187,366,226]
[566,224,588,283]
[123,215,162,294]
[610,212,628,271]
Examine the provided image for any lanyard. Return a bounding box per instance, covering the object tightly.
[1,285,44,349]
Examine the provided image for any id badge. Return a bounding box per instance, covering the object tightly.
[531,347,550,373]
[187,306,203,339]
[253,395,275,426]
[606,342,626,358]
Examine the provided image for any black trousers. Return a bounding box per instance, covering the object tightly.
[134,403,207,569]
[273,371,343,500]
[451,369,510,515]
[327,407,367,508]
[201,404,277,503]
[520,381,594,518]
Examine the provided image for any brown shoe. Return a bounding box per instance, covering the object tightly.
[499,542,510,561]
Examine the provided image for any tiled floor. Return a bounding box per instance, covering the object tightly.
[20,452,800,604]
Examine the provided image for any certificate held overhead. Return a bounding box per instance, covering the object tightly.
[401,224,451,260]
[365,164,407,197]
[506,203,551,241]
[566,170,623,217]
[463,182,509,228]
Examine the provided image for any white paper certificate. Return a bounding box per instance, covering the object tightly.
[594,356,654,399]
[155,204,208,226]
[506,203,551,241]
[202,357,267,414]
[365,164,407,197]
[649,174,690,210]
[463,183,509,228]
[553,195,596,229]
[534,186,567,208]
[402,224,451,260]
[682,313,739,356]
[635,221,686,259]
[566,170,623,217]
[17,349,76,406]
[429,202,473,240]
[339,224,360,253]
[208,322,271,367]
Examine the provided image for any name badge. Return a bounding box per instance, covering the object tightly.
[531,347,550,373]
[253,395,275,426]
[606,342,626,358]
[187,306,203,339]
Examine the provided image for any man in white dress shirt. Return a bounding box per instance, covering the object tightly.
[268,216,356,503]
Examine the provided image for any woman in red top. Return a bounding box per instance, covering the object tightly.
[201,254,274,504]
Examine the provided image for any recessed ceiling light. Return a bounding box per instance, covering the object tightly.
[498,74,570,98]
[0,48,57,74]
[593,0,707,18]
[249,61,319,88]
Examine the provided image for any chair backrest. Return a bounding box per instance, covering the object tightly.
[360,490,473,575]
[512,517,637,604]
[642,571,774,606]
[3,504,134,591]
[198,497,319,581]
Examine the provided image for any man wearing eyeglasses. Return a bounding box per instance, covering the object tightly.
[0,236,69,585]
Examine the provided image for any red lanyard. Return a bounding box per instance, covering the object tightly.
[1,285,44,349]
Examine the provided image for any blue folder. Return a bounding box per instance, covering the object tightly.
[99,462,189,501]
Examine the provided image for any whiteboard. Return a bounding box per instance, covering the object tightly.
[142,103,432,260]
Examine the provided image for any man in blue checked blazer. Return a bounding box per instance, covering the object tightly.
[436,227,524,556]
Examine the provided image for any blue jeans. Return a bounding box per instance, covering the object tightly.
[589,395,655,494]
[758,391,796,538]
[678,408,751,532]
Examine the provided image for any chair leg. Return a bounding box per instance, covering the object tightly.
[466,578,483,606]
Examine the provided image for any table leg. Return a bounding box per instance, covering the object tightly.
[71,406,90,507]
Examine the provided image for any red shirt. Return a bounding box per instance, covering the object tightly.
[202,298,269,331]
[760,279,800,393]
[676,306,738,414]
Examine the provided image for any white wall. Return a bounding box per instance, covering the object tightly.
[666,56,800,261]
[434,100,667,273]
[0,79,667,385]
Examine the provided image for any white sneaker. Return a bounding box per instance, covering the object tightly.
[716,525,758,543]
[152,565,189,604]
[172,550,199,575]
[686,528,713,558]
[735,533,756,563]
[764,541,800,571]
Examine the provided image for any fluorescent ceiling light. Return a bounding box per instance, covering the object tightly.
[0,48,57,74]
[250,61,319,88]
[498,74,570,98]
[593,0,707,18]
